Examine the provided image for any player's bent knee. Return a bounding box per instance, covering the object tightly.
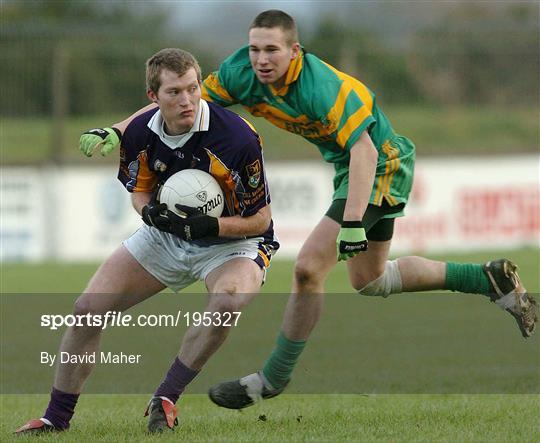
[212,284,238,297]
[293,261,320,288]
[71,297,105,334]
[208,294,242,315]
[357,260,402,297]
[73,294,114,318]
[73,296,94,317]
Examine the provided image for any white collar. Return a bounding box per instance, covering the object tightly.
[147,99,210,149]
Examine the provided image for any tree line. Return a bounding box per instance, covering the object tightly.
[1,1,538,117]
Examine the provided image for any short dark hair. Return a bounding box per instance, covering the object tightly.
[250,10,299,45]
[146,48,201,93]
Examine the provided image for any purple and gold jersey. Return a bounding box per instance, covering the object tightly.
[118,101,277,247]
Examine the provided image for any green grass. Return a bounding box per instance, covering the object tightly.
[389,105,540,155]
[3,394,539,442]
[1,250,539,441]
[2,249,539,294]
[2,105,538,164]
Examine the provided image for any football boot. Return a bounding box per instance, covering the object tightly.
[145,397,178,433]
[15,418,58,435]
[483,258,537,338]
[209,371,287,410]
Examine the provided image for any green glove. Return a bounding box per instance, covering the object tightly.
[336,221,368,261]
[79,127,122,157]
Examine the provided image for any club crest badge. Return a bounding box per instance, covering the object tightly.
[246,159,261,188]
[154,159,167,172]
[196,191,207,202]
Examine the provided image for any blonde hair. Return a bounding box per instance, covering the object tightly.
[146,48,201,93]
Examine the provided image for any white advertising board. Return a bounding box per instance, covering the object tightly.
[392,155,540,254]
[1,155,538,262]
[265,163,334,257]
[0,168,48,261]
[54,167,140,260]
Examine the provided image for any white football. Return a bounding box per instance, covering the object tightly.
[158,169,224,217]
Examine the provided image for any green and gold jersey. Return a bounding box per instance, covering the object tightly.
[202,46,415,207]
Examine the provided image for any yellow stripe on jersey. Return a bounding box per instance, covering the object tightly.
[257,249,270,268]
[131,150,158,193]
[268,52,304,97]
[202,73,235,104]
[374,140,400,205]
[246,102,309,124]
[326,81,353,135]
[205,148,240,213]
[322,61,374,148]
[336,106,373,148]
[325,65,374,113]
[245,103,332,141]
[386,142,401,205]
[201,86,212,102]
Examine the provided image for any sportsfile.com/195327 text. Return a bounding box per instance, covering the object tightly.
[40,311,242,330]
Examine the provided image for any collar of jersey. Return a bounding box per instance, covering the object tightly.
[267,50,304,97]
[147,99,210,150]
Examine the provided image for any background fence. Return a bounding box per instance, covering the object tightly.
[1,1,539,262]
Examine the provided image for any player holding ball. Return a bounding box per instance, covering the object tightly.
[16,48,279,435]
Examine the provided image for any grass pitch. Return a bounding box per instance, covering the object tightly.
[1,249,539,441]
[3,394,539,442]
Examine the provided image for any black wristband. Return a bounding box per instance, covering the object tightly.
[111,127,123,141]
[341,220,364,229]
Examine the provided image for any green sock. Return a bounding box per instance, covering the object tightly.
[444,262,491,295]
[262,331,306,390]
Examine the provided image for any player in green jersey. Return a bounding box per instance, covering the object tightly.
[79,10,536,410]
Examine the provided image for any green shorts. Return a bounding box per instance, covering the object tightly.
[332,134,415,210]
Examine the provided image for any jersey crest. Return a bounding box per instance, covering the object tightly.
[246,159,261,188]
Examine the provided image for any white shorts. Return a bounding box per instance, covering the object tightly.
[123,225,274,292]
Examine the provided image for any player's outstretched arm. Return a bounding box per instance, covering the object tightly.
[113,103,158,135]
[79,103,158,157]
[337,132,378,261]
